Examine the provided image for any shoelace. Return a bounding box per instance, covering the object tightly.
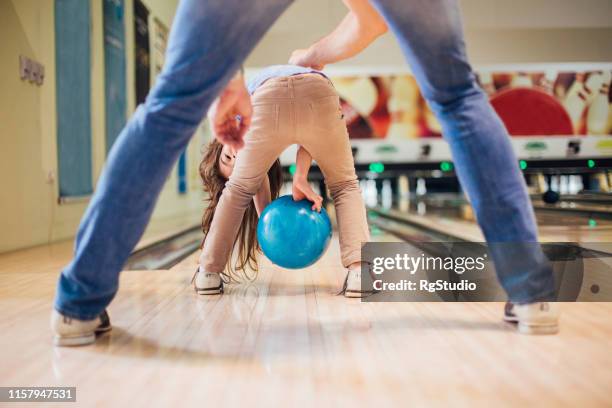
[337,272,350,296]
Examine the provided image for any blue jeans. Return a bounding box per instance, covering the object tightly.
[55,0,554,319]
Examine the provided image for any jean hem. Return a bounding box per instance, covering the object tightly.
[54,304,102,321]
[509,289,556,304]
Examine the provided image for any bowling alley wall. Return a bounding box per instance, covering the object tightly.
[1,0,208,253]
[1,0,611,253]
[268,65,612,166]
[247,0,612,166]
[330,69,612,139]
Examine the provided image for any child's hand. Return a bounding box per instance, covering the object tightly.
[292,177,323,212]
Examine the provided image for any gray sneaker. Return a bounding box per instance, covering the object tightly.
[51,309,111,346]
[192,267,224,295]
[340,268,374,298]
[504,302,559,335]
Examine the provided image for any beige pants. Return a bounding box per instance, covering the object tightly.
[200,74,370,272]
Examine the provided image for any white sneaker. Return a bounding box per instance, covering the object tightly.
[193,267,224,295]
[51,309,111,346]
[341,267,372,298]
[504,301,559,335]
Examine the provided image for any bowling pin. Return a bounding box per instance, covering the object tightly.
[365,179,378,207]
[564,72,606,133]
[550,175,559,193]
[541,69,557,94]
[568,175,576,195]
[575,175,584,194]
[334,77,377,118]
[398,175,409,197]
[382,179,392,209]
[387,76,420,139]
[559,175,569,195]
[511,72,533,88]
[586,71,611,135]
[478,71,496,96]
[568,175,582,194]
[533,173,548,194]
[416,177,427,197]
[398,175,410,212]
[595,173,610,192]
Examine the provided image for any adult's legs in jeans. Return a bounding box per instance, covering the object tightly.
[54,0,293,320]
[370,0,554,302]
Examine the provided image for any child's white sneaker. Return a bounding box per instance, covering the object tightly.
[504,301,559,334]
[341,267,372,298]
[193,266,224,295]
[51,309,111,346]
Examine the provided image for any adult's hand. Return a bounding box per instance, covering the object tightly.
[289,0,388,70]
[208,74,252,150]
[289,48,324,70]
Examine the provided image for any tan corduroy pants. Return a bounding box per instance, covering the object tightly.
[200,74,370,272]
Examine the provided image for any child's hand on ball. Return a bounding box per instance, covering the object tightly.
[292,178,323,212]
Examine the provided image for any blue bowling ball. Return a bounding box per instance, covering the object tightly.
[257,195,332,269]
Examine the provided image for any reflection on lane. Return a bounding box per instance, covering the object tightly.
[383,193,612,227]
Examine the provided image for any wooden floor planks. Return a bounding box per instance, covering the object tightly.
[0,236,611,407]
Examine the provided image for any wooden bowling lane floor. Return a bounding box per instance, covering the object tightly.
[1,236,612,407]
[374,206,612,244]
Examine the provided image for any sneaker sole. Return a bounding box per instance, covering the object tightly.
[95,326,112,334]
[518,322,559,335]
[195,288,223,295]
[503,315,519,323]
[344,290,370,299]
[53,333,96,347]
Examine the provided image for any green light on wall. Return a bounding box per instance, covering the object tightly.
[289,164,297,175]
[587,159,596,169]
[519,160,528,170]
[589,218,597,228]
[369,162,385,173]
[440,161,453,172]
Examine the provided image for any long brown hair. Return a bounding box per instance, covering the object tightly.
[199,140,283,282]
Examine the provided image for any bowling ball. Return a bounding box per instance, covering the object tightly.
[542,189,560,204]
[257,195,332,269]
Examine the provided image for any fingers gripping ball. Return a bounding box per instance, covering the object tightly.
[257,195,333,269]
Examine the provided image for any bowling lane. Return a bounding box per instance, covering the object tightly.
[369,193,612,243]
[2,235,612,406]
